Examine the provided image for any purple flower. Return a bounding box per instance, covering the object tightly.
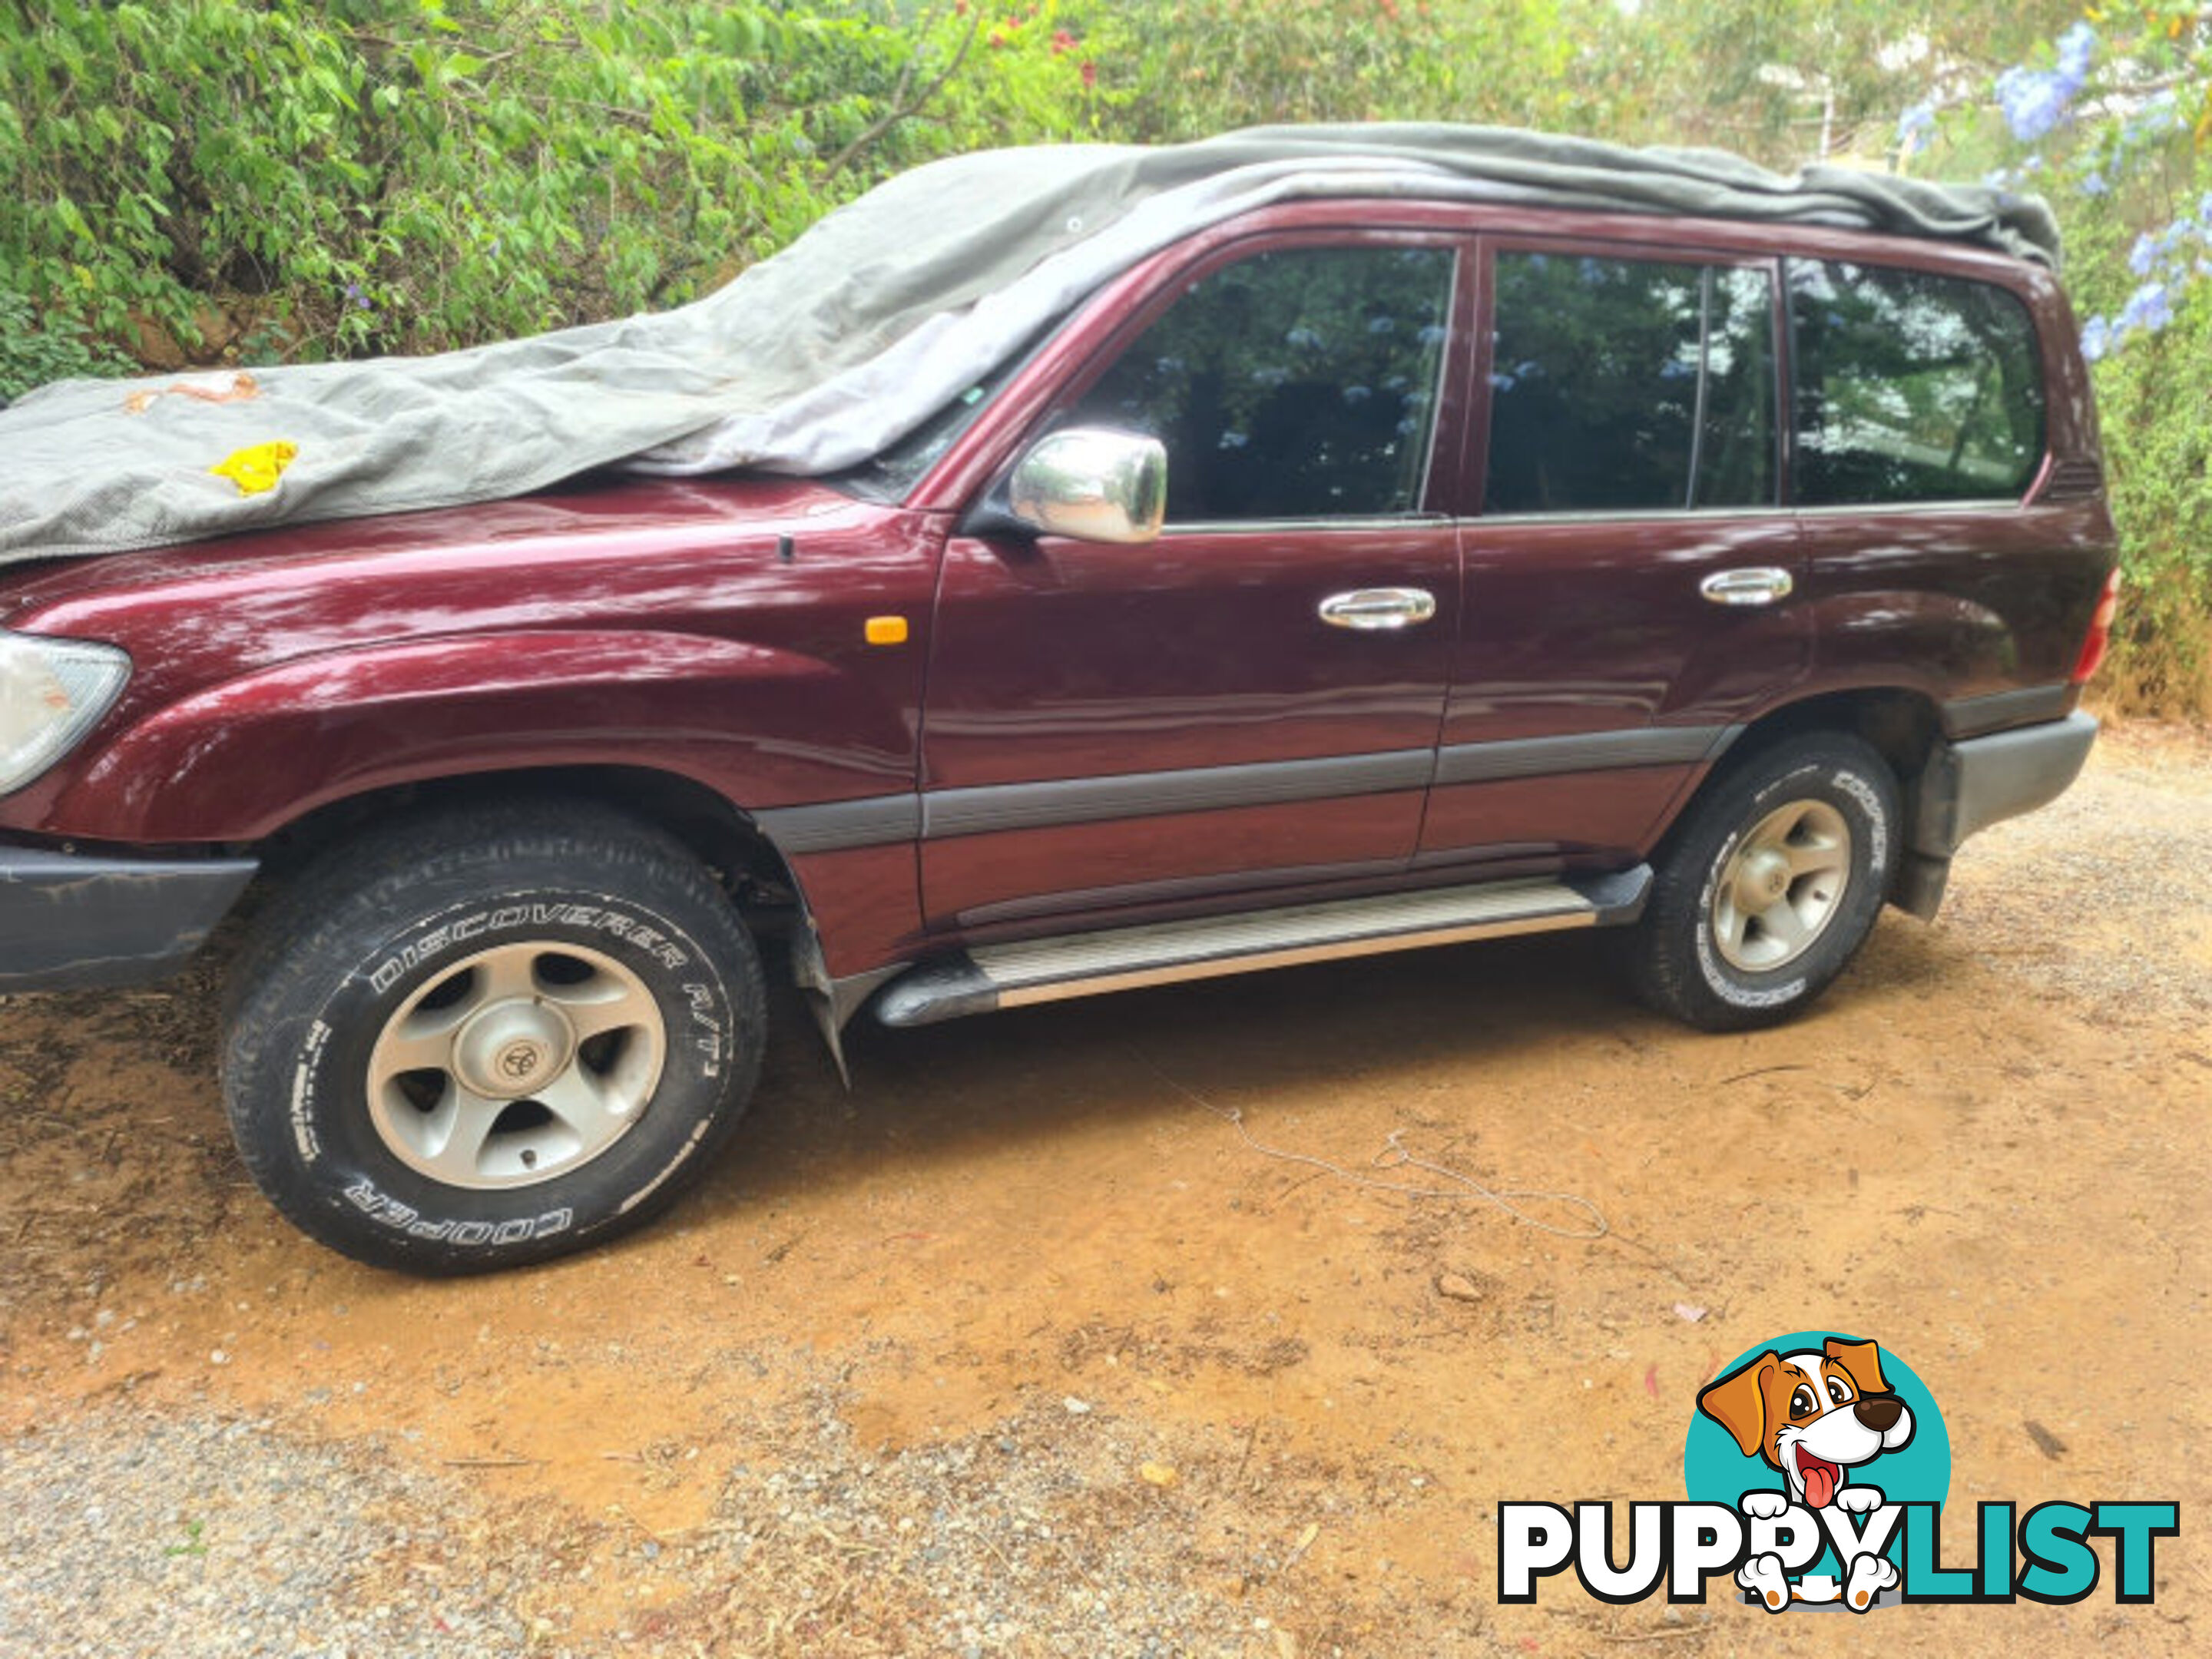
[1994,25,2093,143]
[2118,280,2173,334]
[2055,21,2096,88]
[1995,66,2074,141]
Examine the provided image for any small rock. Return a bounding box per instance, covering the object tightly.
[209,1349,230,1366]
[1062,1396,1091,1416]
[1435,1273,1484,1303]
[1139,1462,1179,1488]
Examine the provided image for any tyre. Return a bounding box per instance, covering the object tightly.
[223,800,766,1273]
[1624,734,1899,1032]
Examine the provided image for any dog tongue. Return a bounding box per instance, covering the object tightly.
[1804,1462,1836,1508]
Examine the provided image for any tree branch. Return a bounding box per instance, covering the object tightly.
[823,8,982,181]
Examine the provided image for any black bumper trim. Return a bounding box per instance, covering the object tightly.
[1912,711,2098,859]
[0,846,257,993]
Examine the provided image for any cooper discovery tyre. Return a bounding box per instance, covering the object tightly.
[223,801,766,1273]
[1625,735,1899,1032]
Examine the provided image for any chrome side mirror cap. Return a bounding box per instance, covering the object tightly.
[1006,428,1167,545]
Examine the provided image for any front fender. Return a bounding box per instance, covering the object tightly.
[47,629,916,843]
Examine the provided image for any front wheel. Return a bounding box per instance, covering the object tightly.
[1624,735,1899,1031]
[223,800,765,1273]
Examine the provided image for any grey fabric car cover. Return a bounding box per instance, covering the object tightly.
[0,123,2059,562]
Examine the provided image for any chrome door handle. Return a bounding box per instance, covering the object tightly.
[1318,587,1437,631]
[1700,567,1796,607]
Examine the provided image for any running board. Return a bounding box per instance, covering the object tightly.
[872,867,1651,1028]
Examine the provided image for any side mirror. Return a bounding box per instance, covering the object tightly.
[1005,428,1167,545]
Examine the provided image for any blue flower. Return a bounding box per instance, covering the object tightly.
[2080,316,2111,362]
[2118,280,2173,334]
[1897,101,1936,145]
[2055,21,2096,88]
[2078,171,2108,197]
[1995,65,2075,141]
[2129,233,2158,277]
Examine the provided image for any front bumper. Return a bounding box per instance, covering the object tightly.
[1895,711,2098,917]
[0,844,257,993]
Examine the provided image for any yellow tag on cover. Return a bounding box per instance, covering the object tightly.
[209,440,299,496]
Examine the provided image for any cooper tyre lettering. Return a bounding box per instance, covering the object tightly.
[1624,737,1899,1032]
[224,800,764,1275]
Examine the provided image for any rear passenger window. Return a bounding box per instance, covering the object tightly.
[1788,261,2045,505]
[1484,253,1777,515]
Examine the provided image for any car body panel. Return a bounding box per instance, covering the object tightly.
[0,192,2118,996]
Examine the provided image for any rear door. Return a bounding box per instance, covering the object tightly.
[1420,238,1809,873]
[921,229,1472,932]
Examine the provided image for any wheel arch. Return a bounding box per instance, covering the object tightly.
[1667,687,1948,915]
[243,764,814,932]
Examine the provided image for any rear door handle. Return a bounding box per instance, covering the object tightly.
[1318,587,1437,631]
[1700,567,1796,607]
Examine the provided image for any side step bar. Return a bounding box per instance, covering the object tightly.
[872,867,1652,1029]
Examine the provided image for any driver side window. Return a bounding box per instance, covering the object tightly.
[1064,243,1458,522]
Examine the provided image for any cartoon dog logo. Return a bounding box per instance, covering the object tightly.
[1697,1336,1916,1611]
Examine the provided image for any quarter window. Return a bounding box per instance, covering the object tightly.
[1483,252,1778,515]
[1065,244,1456,521]
[1788,260,2045,505]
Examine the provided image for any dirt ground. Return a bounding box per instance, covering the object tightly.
[2,722,2207,1657]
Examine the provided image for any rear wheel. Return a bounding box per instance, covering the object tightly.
[1625,735,1899,1031]
[223,800,765,1273]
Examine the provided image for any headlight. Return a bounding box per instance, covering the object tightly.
[0,631,131,794]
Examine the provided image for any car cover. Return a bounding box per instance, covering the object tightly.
[0,123,2060,563]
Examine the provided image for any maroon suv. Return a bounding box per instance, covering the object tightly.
[0,192,2116,1271]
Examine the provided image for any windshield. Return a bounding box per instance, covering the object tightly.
[829,321,1062,502]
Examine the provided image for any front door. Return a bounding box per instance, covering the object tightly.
[921,231,1471,932]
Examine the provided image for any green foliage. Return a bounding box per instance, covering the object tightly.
[0,1,1086,366]
[0,290,133,400]
[1066,0,1590,139]
[2071,193,2212,708]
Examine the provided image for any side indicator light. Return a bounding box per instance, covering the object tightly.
[865,615,909,646]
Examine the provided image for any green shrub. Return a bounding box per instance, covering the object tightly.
[0,1,1085,366]
[0,290,134,401]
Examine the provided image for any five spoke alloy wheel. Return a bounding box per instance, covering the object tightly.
[222,800,765,1273]
[366,941,666,1189]
[1623,734,1899,1031]
[1708,799,1853,973]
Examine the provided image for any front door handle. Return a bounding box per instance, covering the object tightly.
[1318,587,1438,631]
[1700,567,1796,607]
